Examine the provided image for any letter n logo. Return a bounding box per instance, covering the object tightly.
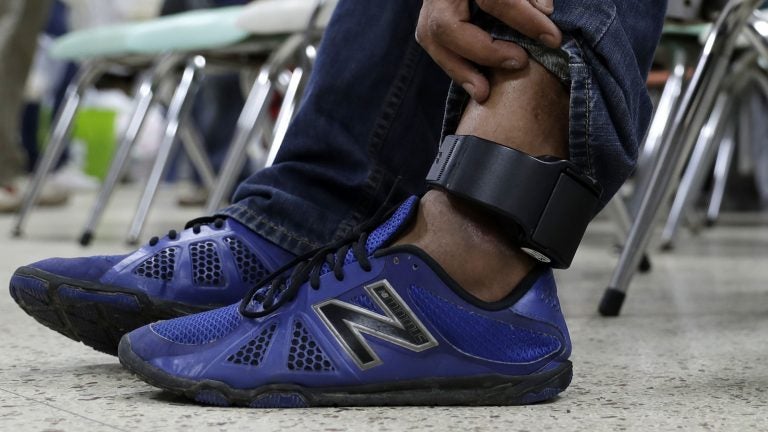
[313,280,438,370]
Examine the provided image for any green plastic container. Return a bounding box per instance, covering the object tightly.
[37,106,117,181]
[72,108,117,181]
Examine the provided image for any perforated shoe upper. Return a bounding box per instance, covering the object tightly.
[123,198,572,392]
[24,218,294,308]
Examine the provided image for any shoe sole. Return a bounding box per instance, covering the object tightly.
[119,336,572,408]
[9,267,208,356]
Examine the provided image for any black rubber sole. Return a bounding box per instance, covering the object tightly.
[9,267,207,356]
[119,337,572,408]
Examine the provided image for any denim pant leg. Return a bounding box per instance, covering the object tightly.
[221,0,449,255]
[443,0,667,208]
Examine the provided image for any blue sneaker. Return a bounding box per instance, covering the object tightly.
[9,217,294,355]
[118,197,573,407]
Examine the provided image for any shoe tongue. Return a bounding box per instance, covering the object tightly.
[362,195,420,255]
[322,196,419,274]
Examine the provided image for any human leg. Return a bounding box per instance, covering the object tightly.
[396,61,569,302]
[116,0,668,407]
[220,0,449,254]
[9,0,450,354]
[400,0,667,302]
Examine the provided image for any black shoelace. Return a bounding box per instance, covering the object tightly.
[238,228,374,318]
[239,180,406,319]
[147,216,226,246]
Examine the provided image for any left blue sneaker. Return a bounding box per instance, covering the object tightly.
[118,197,573,407]
[9,216,294,355]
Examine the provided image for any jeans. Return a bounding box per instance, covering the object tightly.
[221,0,667,255]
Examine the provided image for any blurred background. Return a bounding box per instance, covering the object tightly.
[1,0,334,247]
[2,0,768,430]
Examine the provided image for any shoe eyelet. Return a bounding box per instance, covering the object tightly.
[392,257,399,264]
[412,264,419,271]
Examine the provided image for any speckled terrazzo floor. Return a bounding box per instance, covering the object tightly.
[1,187,767,431]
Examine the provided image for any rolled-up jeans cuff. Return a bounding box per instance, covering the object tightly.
[440,32,573,139]
[440,11,594,182]
[498,33,571,84]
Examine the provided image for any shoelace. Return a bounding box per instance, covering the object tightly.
[239,179,406,318]
[147,216,226,246]
[239,229,374,318]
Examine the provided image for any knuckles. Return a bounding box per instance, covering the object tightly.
[427,16,444,38]
[416,13,449,47]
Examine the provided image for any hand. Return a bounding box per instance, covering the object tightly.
[416,0,562,103]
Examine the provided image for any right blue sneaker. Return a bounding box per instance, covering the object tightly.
[118,198,572,407]
[9,217,294,355]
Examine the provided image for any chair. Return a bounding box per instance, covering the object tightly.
[599,0,767,316]
[204,0,338,215]
[12,0,337,246]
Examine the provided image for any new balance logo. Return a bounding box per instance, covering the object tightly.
[313,280,438,370]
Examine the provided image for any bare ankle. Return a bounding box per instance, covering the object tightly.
[394,61,568,302]
[395,190,535,302]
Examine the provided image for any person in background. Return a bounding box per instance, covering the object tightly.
[0,0,69,212]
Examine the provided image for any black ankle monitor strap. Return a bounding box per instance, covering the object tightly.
[426,135,602,269]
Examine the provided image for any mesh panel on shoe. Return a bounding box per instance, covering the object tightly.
[409,286,561,363]
[134,247,179,281]
[362,196,418,255]
[227,322,278,366]
[151,304,242,345]
[190,241,224,286]
[287,320,334,372]
[224,237,270,284]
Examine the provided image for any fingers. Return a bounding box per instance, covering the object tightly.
[430,21,529,70]
[417,1,531,103]
[475,0,562,48]
[425,41,491,102]
[416,0,561,102]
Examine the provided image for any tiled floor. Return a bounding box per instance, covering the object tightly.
[1,187,767,431]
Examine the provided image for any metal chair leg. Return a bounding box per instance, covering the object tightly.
[745,10,768,59]
[265,65,306,167]
[606,197,653,273]
[706,121,737,225]
[204,34,305,214]
[710,62,768,224]
[630,47,688,216]
[598,0,761,317]
[659,51,756,244]
[12,61,105,237]
[79,55,184,246]
[203,68,275,215]
[179,122,216,190]
[126,56,206,245]
[659,91,732,250]
[705,77,755,226]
